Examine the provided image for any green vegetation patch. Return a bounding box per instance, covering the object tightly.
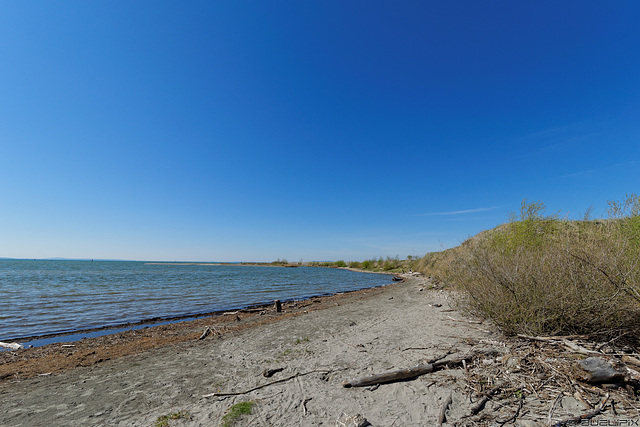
[155,410,191,427]
[221,401,255,427]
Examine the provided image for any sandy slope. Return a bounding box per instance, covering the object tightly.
[0,275,499,426]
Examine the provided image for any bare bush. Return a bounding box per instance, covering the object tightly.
[448,197,640,341]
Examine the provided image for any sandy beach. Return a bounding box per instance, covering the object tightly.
[2,274,636,426]
[0,274,496,426]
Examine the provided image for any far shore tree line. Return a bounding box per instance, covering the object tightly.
[270,255,417,272]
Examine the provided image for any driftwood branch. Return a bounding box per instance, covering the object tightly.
[468,384,502,416]
[199,326,223,340]
[516,334,601,356]
[342,364,434,388]
[198,327,212,340]
[498,395,524,425]
[342,352,481,388]
[550,393,609,427]
[548,392,564,424]
[437,393,452,426]
[203,369,340,398]
[446,316,483,325]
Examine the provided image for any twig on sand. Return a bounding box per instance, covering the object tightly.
[203,369,343,398]
[198,326,223,340]
[437,393,452,426]
[401,347,432,352]
[446,316,483,325]
[302,397,312,416]
[547,391,564,424]
[497,394,524,426]
[550,393,609,427]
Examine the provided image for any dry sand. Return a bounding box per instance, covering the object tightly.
[0,275,508,426]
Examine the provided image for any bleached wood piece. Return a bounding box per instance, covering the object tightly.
[0,341,23,351]
[437,393,452,426]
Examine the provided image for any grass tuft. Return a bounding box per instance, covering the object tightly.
[155,410,191,427]
[221,401,254,427]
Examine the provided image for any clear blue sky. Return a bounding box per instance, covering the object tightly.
[1,1,638,262]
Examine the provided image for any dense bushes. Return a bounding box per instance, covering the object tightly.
[448,196,640,340]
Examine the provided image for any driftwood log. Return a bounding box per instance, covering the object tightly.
[342,352,482,388]
[343,364,435,388]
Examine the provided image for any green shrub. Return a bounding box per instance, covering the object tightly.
[380,255,401,271]
[449,197,640,341]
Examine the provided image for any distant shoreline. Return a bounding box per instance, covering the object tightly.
[143,262,301,267]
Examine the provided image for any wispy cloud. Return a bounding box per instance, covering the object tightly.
[515,124,577,142]
[513,121,607,158]
[412,206,500,217]
[554,160,639,180]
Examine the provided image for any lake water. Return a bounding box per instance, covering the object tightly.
[0,260,391,341]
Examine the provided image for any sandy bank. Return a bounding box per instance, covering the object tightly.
[3,275,634,426]
[0,275,492,426]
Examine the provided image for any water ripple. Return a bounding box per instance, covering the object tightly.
[0,260,390,340]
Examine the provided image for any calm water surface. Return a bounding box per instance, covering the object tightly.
[0,260,391,340]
